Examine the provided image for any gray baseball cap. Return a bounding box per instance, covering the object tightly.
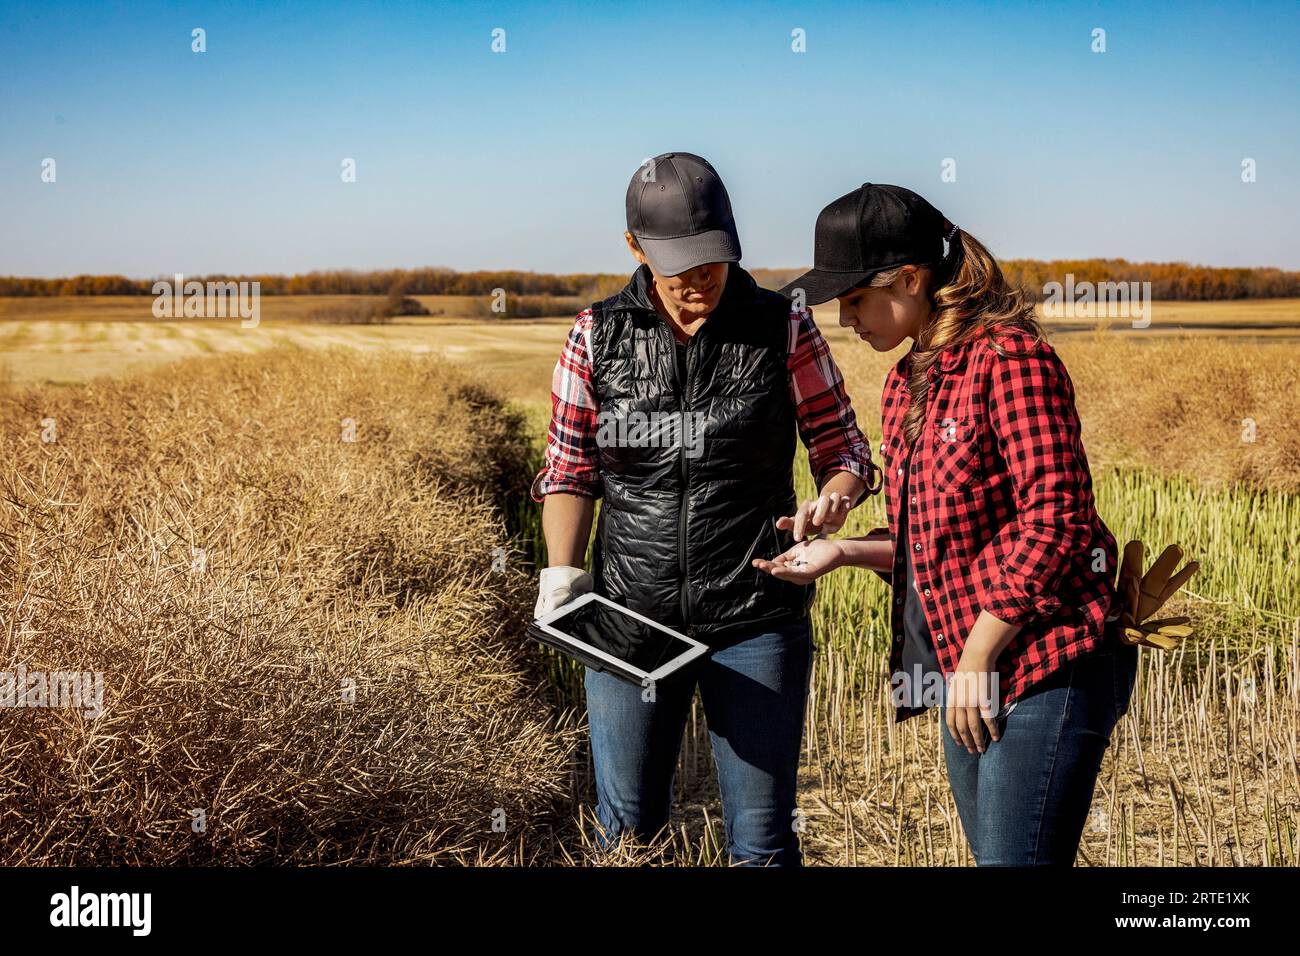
[626,152,742,276]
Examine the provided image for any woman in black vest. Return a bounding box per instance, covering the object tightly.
[531,153,878,866]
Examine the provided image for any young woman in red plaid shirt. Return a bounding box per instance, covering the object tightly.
[757,184,1138,866]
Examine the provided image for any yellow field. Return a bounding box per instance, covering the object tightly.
[3,296,1298,865]
[0,293,485,323]
[5,294,1299,492]
[0,350,567,864]
[4,296,1300,399]
[0,311,572,397]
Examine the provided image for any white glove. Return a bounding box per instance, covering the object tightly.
[534,566,593,619]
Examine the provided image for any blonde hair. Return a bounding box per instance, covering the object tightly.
[870,229,1046,450]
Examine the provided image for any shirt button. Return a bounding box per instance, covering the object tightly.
[910,496,917,504]
[936,633,945,644]
[895,596,903,605]
[913,542,921,552]
[894,633,903,644]
[923,588,931,597]
[897,467,903,476]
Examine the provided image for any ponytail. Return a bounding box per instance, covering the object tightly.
[898,227,1045,450]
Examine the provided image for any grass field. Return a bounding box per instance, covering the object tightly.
[2,295,1298,865]
[0,317,573,394]
[0,350,573,864]
[7,293,1300,329]
[6,295,1296,492]
[479,300,1300,866]
[5,295,1300,394]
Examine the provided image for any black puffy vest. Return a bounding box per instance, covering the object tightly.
[589,264,811,645]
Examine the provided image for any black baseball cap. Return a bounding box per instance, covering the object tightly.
[780,184,952,304]
[626,152,742,276]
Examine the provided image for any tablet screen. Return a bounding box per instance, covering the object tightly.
[544,596,697,675]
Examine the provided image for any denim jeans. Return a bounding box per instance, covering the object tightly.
[583,617,813,867]
[939,628,1139,866]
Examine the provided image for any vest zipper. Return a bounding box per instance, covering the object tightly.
[677,332,694,632]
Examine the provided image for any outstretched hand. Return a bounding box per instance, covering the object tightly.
[752,538,843,585]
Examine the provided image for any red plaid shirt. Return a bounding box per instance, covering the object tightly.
[531,307,876,501]
[874,326,1118,722]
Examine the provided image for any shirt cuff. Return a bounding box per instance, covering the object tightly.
[813,455,876,493]
[982,580,1064,628]
[529,470,601,503]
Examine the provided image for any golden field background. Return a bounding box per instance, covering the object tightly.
[4,294,1295,492]
[1,293,1297,865]
[0,350,582,863]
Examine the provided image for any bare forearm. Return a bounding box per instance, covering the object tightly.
[818,470,868,508]
[541,493,595,568]
[832,530,893,571]
[962,610,1023,663]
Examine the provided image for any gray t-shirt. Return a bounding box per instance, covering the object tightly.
[897,445,941,708]
[894,440,1016,717]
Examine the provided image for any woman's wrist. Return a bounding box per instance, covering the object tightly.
[960,611,1022,667]
[956,644,997,671]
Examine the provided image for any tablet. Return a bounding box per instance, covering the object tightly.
[528,593,711,686]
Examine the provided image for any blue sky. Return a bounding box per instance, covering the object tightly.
[2,0,1297,277]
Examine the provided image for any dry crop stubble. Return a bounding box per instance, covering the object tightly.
[3,315,1298,865]
[0,348,581,864]
[545,326,1300,866]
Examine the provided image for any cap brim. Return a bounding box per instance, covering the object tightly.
[636,226,741,277]
[778,269,877,305]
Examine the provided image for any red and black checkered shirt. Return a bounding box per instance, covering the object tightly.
[531,307,876,501]
[874,326,1119,722]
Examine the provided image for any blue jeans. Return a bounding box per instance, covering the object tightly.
[940,630,1139,866]
[583,617,813,867]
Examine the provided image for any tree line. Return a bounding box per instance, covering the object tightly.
[1,261,1297,301]
[1000,260,1300,301]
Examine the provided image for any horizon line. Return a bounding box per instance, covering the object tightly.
[6,256,1300,284]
